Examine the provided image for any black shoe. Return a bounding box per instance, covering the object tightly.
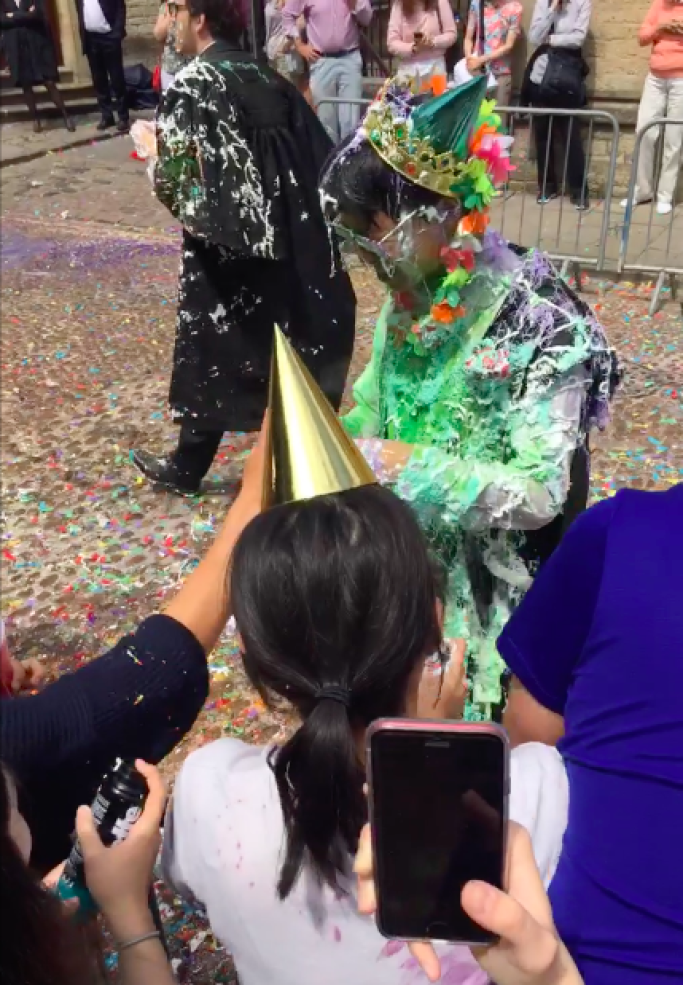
[536,190,558,205]
[131,449,201,496]
[64,116,76,133]
[117,118,130,134]
[96,116,115,131]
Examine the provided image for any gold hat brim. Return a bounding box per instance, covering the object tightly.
[262,327,376,509]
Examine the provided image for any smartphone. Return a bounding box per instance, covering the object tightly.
[367,720,509,945]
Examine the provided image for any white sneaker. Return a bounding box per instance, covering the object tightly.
[656,200,673,216]
[620,197,651,210]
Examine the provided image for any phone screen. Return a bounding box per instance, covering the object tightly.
[368,725,507,944]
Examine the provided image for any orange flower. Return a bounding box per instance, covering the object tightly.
[470,123,497,155]
[430,74,448,97]
[430,302,455,323]
[459,209,490,236]
[430,302,465,324]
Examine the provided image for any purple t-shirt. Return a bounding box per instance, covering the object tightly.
[498,484,683,984]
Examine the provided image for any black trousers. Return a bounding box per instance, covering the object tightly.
[529,90,587,198]
[84,32,128,121]
[172,423,224,486]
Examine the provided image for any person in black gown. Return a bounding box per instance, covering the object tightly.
[131,0,356,496]
[0,0,74,132]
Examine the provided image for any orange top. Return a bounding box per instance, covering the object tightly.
[639,0,683,77]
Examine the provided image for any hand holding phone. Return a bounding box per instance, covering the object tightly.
[413,30,431,51]
[356,819,583,985]
[367,720,509,946]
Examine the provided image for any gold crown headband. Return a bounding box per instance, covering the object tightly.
[361,75,492,202]
[364,99,462,199]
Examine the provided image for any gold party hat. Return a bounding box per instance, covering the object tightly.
[262,327,376,508]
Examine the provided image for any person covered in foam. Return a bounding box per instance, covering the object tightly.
[319,74,620,721]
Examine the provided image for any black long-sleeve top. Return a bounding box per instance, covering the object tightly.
[0,614,208,874]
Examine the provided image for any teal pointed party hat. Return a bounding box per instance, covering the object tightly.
[362,74,492,200]
[411,75,488,161]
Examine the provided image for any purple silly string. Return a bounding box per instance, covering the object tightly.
[1,230,56,269]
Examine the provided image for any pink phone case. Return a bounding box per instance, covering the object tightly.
[366,718,510,947]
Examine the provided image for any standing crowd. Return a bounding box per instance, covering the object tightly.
[1,0,681,212]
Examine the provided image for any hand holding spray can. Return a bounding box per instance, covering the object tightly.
[57,758,148,916]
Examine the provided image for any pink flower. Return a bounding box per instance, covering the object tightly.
[478,135,515,187]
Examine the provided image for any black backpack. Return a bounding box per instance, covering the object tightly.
[537,46,588,107]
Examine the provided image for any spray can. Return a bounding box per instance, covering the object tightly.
[57,758,148,916]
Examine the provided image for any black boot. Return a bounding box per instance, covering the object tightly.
[131,450,201,496]
[117,118,130,134]
[64,115,76,133]
[96,115,115,131]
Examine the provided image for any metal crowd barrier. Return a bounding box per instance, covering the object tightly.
[618,117,683,316]
[316,97,681,309]
[315,95,371,141]
[495,106,620,280]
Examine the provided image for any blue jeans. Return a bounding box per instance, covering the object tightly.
[310,49,363,143]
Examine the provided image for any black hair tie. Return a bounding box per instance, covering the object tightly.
[315,685,351,708]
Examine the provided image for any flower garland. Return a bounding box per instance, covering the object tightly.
[391,96,515,353]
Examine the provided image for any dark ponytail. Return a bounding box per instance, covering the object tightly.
[272,700,363,897]
[231,485,443,898]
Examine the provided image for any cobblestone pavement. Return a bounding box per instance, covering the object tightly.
[0,114,114,168]
[1,133,682,981]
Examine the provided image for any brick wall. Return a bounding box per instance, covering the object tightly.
[586,4,651,101]
[123,0,161,67]
[126,0,160,38]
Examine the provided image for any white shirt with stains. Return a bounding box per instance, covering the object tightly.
[162,739,568,985]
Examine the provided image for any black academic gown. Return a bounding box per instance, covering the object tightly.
[154,42,356,432]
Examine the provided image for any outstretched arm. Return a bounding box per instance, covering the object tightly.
[2,438,265,873]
